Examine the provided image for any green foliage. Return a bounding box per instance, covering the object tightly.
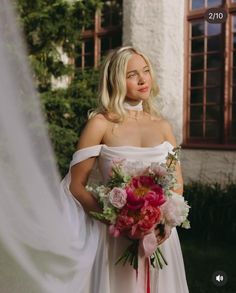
[16,0,102,92]
[180,182,236,244]
[41,69,99,176]
[17,0,102,175]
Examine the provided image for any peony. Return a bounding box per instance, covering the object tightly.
[161,192,190,227]
[115,207,135,232]
[108,187,127,208]
[126,176,166,210]
[131,205,162,237]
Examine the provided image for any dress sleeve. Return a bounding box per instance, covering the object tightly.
[70,145,102,168]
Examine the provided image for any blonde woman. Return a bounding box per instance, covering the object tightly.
[63,46,189,293]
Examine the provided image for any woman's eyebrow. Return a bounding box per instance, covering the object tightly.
[127,66,149,74]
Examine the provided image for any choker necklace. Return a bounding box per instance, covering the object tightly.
[123,100,143,111]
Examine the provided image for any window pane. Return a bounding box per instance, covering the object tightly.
[206,122,220,137]
[75,55,82,68]
[190,122,203,137]
[101,36,111,54]
[233,69,236,84]
[111,33,122,47]
[190,105,203,120]
[191,72,204,87]
[207,23,221,36]
[191,21,205,37]
[101,0,122,27]
[230,122,236,138]
[232,87,236,102]
[232,16,236,33]
[206,87,221,103]
[85,39,94,53]
[84,54,94,67]
[233,51,236,67]
[207,36,222,52]
[207,0,222,7]
[232,104,236,120]
[191,0,205,10]
[233,34,236,50]
[190,89,203,103]
[192,38,204,53]
[206,70,222,86]
[191,55,204,70]
[206,105,220,120]
[207,53,222,68]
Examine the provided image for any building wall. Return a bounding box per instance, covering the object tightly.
[123,0,236,184]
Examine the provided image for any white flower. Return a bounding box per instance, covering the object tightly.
[108,187,127,209]
[161,192,190,228]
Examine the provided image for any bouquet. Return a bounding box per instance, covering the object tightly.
[87,147,190,270]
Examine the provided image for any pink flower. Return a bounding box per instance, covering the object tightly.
[150,163,167,177]
[126,176,166,210]
[109,225,120,237]
[114,207,135,232]
[109,187,127,208]
[132,205,161,235]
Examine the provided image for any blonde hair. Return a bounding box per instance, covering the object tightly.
[89,46,161,122]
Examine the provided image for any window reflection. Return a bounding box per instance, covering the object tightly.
[191,0,204,10]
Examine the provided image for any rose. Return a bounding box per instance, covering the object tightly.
[126,176,166,210]
[108,187,127,208]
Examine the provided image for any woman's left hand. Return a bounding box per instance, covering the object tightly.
[155,224,172,245]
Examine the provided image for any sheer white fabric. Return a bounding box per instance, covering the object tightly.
[0,1,99,292]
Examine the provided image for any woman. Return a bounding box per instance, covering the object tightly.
[62,46,189,293]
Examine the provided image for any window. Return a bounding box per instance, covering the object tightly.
[185,0,236,148]
[76,0,122,69]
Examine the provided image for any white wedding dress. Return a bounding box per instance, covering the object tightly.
[61,141,189,293]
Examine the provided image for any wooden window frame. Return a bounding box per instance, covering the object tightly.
[183,0,236,150]
[79,1,122,69]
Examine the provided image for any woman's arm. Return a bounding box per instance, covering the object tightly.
[69,114,108,214]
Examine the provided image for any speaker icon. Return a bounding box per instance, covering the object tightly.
[212,271,227,287]
[216,274,224,282]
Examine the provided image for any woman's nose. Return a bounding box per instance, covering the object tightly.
[138,74,145,85]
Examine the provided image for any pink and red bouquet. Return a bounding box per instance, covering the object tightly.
[88,147,190,270]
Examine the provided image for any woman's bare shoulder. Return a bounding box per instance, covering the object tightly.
[77,114,108,149]
[150,116,176,144]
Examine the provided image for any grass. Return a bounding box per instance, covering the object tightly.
[179,234,236,293]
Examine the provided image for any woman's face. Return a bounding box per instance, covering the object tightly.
[125,54,152,103]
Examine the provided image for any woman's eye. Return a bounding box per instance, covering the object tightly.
[144,69,150,73]
[127,73,136,78]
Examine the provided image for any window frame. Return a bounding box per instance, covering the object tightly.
[79,1,122,69]
[183,0,236,150]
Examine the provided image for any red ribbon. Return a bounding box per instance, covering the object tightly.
[146,258,150,293]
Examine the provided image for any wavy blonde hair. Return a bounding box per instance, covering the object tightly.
[89,46,161,122]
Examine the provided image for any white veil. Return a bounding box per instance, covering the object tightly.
[0,1,99,292]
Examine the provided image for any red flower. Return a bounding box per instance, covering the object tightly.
[125,176,166,210]
[131,205,162,237]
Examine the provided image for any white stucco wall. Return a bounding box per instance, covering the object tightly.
[123,0,236,184]
[123,0,185,144]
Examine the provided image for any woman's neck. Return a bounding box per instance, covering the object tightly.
[123,100,144,120]
[123,100,143,111]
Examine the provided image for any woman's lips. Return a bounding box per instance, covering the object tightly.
[138,86,149,93]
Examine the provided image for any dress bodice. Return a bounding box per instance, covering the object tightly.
[70,141,174,183]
